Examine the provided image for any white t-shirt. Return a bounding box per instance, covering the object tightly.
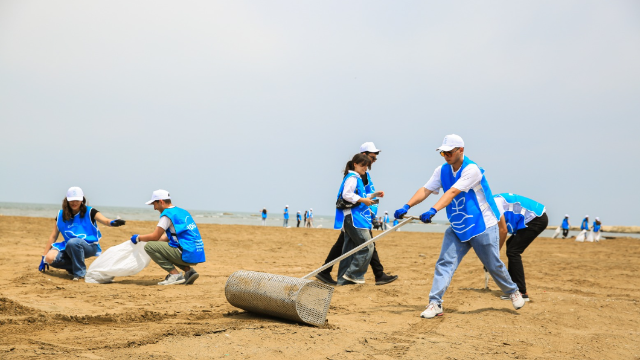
[341,171,362,216]
[423,164,498,228]
[157,206,178,242]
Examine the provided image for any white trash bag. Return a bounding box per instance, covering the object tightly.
[595,232,601,241]
[586,230,595,242]
[575,230,587,242]
[552,226,561,239]
[85,241,151,284]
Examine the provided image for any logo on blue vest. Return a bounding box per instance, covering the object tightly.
[64,230,87,239]
[449,197,475,234]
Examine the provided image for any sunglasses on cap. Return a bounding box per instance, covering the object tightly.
[440,148,460,157]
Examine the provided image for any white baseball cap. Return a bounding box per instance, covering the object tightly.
[310,208,313,211]
[66,187,84,201]
[145,189,171,205]
[565,214,569,217]
[360,142,381,154]
[595,217,600,221]
[385,211,388,213]
[585,215,589,218]
[436,134,464,152]
[286,205,289,208]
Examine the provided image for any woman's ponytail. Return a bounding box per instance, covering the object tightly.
[343,153,371,176]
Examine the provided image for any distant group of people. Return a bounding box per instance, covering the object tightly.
[260,207,314,228]
[559,214,603,241]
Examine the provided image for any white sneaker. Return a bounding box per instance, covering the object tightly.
[420,302,443,319]
[342,274,365,284]
[158,273,186,285]
[501,294,530,302]
[510,290,526,310]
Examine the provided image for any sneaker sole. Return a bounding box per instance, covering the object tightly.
[375,275,398,286]
[420,312,443,319]
[342,275,365,284]
[315,274,337,285]
[501,296,530,302]
[184,273,199,285]
[159,279,186,285]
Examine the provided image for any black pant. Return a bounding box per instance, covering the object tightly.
[297,220,301,227]
[505,213,548,294]
[562,228,569,237]
[318,229,385,279]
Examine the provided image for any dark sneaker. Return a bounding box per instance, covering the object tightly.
[315,272,337,285]
[184,269,200,285]
[375,273,398,285]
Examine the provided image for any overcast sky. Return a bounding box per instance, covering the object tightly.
[1,1,639,225]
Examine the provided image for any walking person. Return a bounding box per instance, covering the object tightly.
[493,193,548,302]
[581,215,590,232]
[304,211,308,227]
[592,217,602,241]
[261,208,267,226]
[38,187,126,281]
[561,215,570,238]
[315,142,398,286]
[383,211,390,230]
[333,154,379,285]
[394,134,525,318]
[130,189,205,285]
[307,208,314,228]
[283,206,289,227]
[296,211,302,227]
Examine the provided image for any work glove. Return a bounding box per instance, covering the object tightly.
[38,256,49,272]
[420,207,438,223]
[394,204,411,219]
[131,234,139,244]
[110,219,126,227]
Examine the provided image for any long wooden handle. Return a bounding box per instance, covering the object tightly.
[302,216,420,279]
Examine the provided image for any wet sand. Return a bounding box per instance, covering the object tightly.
[1,216,639,359]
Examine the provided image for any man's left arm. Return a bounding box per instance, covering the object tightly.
[498,216,508,250]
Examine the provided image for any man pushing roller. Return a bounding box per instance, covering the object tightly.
[394,134,525,318]
[131,189,206,285]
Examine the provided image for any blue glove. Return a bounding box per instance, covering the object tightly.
[394,204,411,219]
[420,207,438,223]
[131,234,139,244]
[38,256,49,272]
[110,219,126,227]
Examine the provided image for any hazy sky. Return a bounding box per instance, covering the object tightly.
[1,1,639,225]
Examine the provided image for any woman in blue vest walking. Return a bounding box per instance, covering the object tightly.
[561,215,571,238]
[592,217,602,241]
[334,153,380,285]
[394,134,525,318]
[38,187,126,281]
[261,208,267,226]
[131,190,206,285]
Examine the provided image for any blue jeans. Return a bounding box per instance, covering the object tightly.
[337,215,374,285]
[50,238,99,277]
[283,218,289,227]
[429,225,518,304]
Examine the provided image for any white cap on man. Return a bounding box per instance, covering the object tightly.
[145,189,171,205]
[66,187,84,201]
[360,142,381,154]
[385,211,388,213]
[436,134,464,152]
[286,205,289,208]
[565,214,569,217]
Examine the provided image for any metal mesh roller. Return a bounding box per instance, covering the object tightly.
[225,270,334,327]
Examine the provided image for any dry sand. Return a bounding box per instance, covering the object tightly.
[1,216,639,359]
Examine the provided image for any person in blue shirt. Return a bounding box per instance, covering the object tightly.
[394,134,525,319]
[296,211,302,227]
[38,187,126,281]
[561,214,571,238]
[261,208,267,226]
[592,217,602,241]
[307,208,314,228]
[493,193,548,302]
[315,142,398,286]
[131,190,206,286]
[283,206,289,227]
[383,211,390,230]
[581,215,590,232]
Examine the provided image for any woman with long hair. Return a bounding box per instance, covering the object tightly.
[334,153,383,285]
[38,187,126,281]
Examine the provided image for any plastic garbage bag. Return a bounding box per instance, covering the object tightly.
[85,241,151,284]
[575,230,587,242]
[552,226,561,239]
[595,232,601,241]
[586,230,595,242]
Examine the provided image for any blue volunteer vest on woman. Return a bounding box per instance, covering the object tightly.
[284,208,289,219]
[161,207,206,264]
[334,172,372,230]
[581,218,589,230]
[562,218,569,229]
[365,172,379,217]
[53,207,102,255]
[440,156,501,242]
[593,221,601,232]
[494,193,546,234]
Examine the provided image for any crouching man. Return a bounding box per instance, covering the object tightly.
[131,189,206,285]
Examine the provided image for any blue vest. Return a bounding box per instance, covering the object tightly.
[440,156,500,242]
[284,209,289,219]
[364,172,379,217]
[297,213,301,220]
[581,218,589,230]
[384,215,389,223]
[562,218,569,230]
[261,211,267,219]
[593,222,601,232]
[393,219,399,226]
[334,172,372,230]
[308,210,313,218]
[494,193,545,234]
[161,207,206,264]
[53,207,102,255]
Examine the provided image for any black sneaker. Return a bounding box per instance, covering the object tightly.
[184,269,200,285]
[315,272,337,285]
[375,273,398,285]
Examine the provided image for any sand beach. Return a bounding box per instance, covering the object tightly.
[1,216,639,359]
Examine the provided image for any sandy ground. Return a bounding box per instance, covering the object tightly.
[1,215,639,360]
